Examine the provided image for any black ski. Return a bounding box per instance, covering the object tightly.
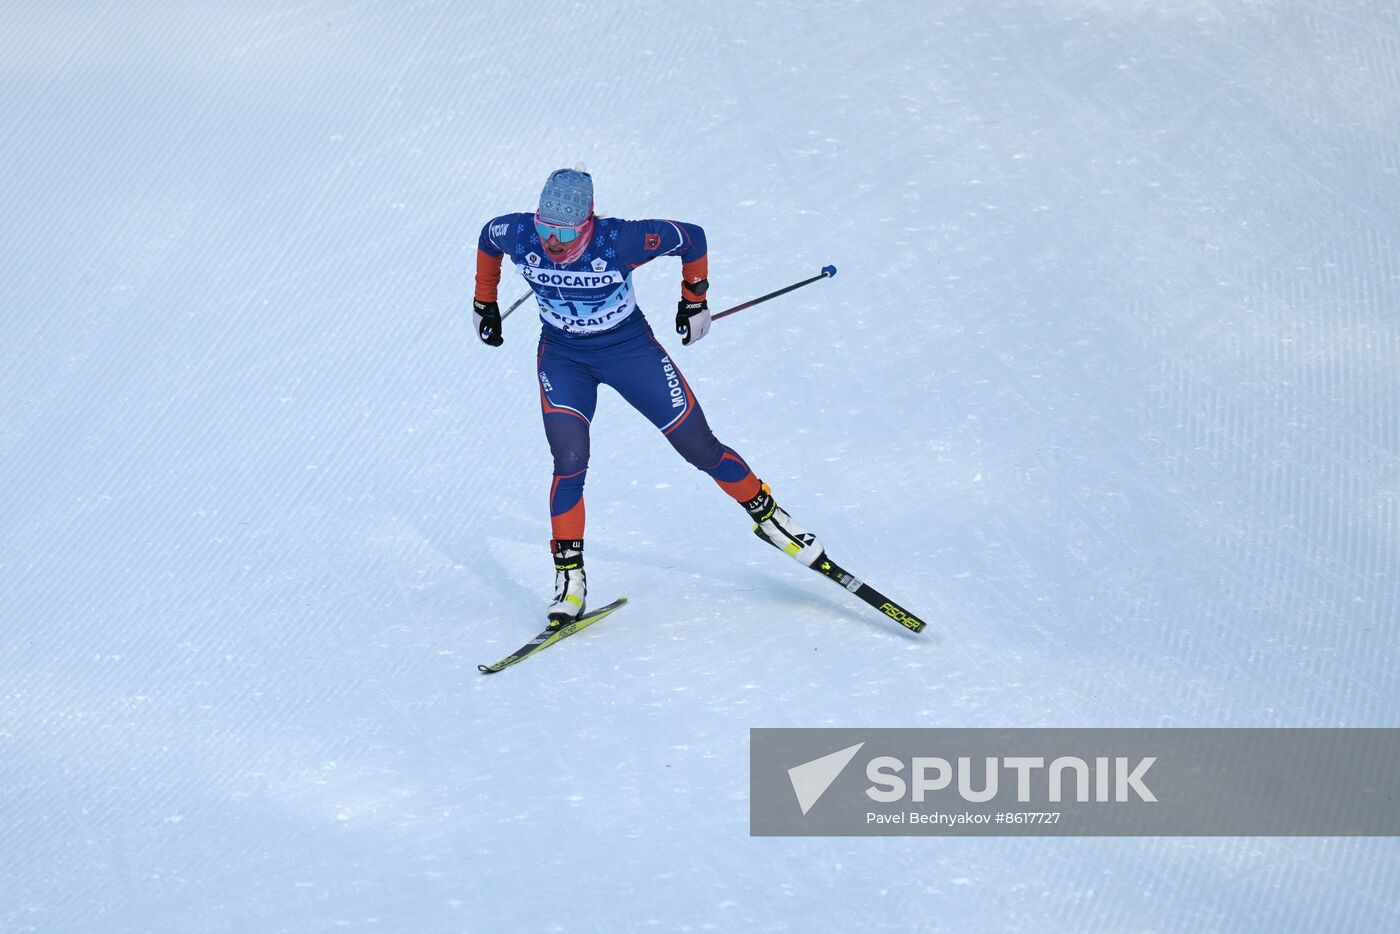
[808,553,927,633]
[477,597,628,674]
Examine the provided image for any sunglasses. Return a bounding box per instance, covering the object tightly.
[534,214,589,244]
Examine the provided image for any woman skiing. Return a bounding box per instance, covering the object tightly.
[472,168,821,626]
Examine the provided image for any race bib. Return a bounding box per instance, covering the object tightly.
[532,275,637,334]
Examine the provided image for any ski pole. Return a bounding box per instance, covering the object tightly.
[712,265,837,322]
[500,291,533,321]
[501,263,837,323]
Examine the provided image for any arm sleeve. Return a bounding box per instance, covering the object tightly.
[474,218,508,302]
[616,219,709,301]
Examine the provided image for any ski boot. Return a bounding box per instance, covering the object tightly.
[546,539,587,629]
[742,483,824,567]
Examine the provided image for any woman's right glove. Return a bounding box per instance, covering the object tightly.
[473,299,503,347]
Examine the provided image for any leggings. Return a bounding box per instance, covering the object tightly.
[536,322,761,541]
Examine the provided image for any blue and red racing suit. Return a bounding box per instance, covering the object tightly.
[475,213,762,541]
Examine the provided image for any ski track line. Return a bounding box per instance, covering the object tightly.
[5,1,450,601]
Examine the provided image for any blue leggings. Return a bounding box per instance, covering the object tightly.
[536,320,760,540]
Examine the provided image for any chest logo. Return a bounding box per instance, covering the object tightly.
[526,252,541,266]
[591,258,607,273]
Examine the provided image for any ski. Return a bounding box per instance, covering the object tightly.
[809,552,927,633]
[477,597,628,674]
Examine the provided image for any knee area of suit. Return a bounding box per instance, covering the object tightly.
[551,446,590,477]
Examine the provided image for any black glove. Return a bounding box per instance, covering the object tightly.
[473,299,503,347]
[675,297,711,346]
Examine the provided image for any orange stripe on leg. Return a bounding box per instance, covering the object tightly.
[718,473,761,501]
[660,357,698,436]
[551,497,586,540]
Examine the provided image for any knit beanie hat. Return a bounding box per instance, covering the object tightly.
[537,168,594,225]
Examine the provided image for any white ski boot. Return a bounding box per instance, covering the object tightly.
[546,539,587,628]
[742,483,824,567]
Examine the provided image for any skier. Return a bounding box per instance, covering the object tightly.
[472,168,822,627]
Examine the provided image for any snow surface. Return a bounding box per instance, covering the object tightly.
[2,1,1399,931]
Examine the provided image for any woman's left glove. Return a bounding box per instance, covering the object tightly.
[675,296,711,346]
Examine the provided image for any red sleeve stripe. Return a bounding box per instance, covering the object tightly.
[474,248,504,302]
[681,255,708,302]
